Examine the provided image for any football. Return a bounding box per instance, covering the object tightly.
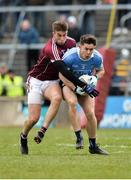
[79,74,97,86]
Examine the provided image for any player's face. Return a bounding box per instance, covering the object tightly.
[79,43,96,60]
[53,31,67,45]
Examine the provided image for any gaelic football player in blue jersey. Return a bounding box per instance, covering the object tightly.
[60,34,109,155]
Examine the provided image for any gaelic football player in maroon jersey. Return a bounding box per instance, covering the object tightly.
[20,21,85,154]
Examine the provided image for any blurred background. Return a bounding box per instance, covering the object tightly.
[0,0,131,129]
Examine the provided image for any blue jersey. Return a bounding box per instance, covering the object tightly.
[62,47,103,78]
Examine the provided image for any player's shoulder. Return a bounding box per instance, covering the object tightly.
[44,38,52,48]
[43,38,52,53]
[67,36,76,42]
[93,49,103,60]
[66,36,76,47]
[63,47,77,59]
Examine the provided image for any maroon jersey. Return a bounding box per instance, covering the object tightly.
[29,37,76,80]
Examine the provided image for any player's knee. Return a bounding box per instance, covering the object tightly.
[29,114,40,124]
[68,98,77,108]
[85,111,95,121]
[31,118,39,125]
[52,94,62,105]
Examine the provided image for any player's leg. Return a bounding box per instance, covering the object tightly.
[20,77,42,155]
[79,96,97,138]
[20,103,41,155]
[78,96,108,155]
[63,86,83,149]
[34,82,62,144]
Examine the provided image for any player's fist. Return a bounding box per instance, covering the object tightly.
[84,84,99,98]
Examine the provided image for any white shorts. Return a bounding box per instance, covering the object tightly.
[27,77,59,104]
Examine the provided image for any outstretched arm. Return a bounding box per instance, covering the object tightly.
[53,60,86,88]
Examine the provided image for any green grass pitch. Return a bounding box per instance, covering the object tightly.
[0,127,131,179]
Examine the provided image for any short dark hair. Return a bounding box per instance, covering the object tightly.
[52,21,68,32]
[80,34,96,46]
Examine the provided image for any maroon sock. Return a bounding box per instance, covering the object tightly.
[40,126,47,134]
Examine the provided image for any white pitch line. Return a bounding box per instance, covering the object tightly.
[56,143,75,147]
[103,144,130,148]
[56,143,130,149]
[112,151,125,154]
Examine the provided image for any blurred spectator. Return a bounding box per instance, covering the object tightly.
[0,0,5,37]
[109,68,126,96]
[11,0,28,32]
[0,63,8,96]
[116,48,130,77]
[109,48,130,96]
[4,69,25,97]
[18,19,40,72]
[77,0,97,35]
[113,0,131,35]
[27,0,48,37]
[52,0,73,22]
[67,16,81,42]
[0,0,12,37]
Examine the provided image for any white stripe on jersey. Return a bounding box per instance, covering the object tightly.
[52,38,61,60]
